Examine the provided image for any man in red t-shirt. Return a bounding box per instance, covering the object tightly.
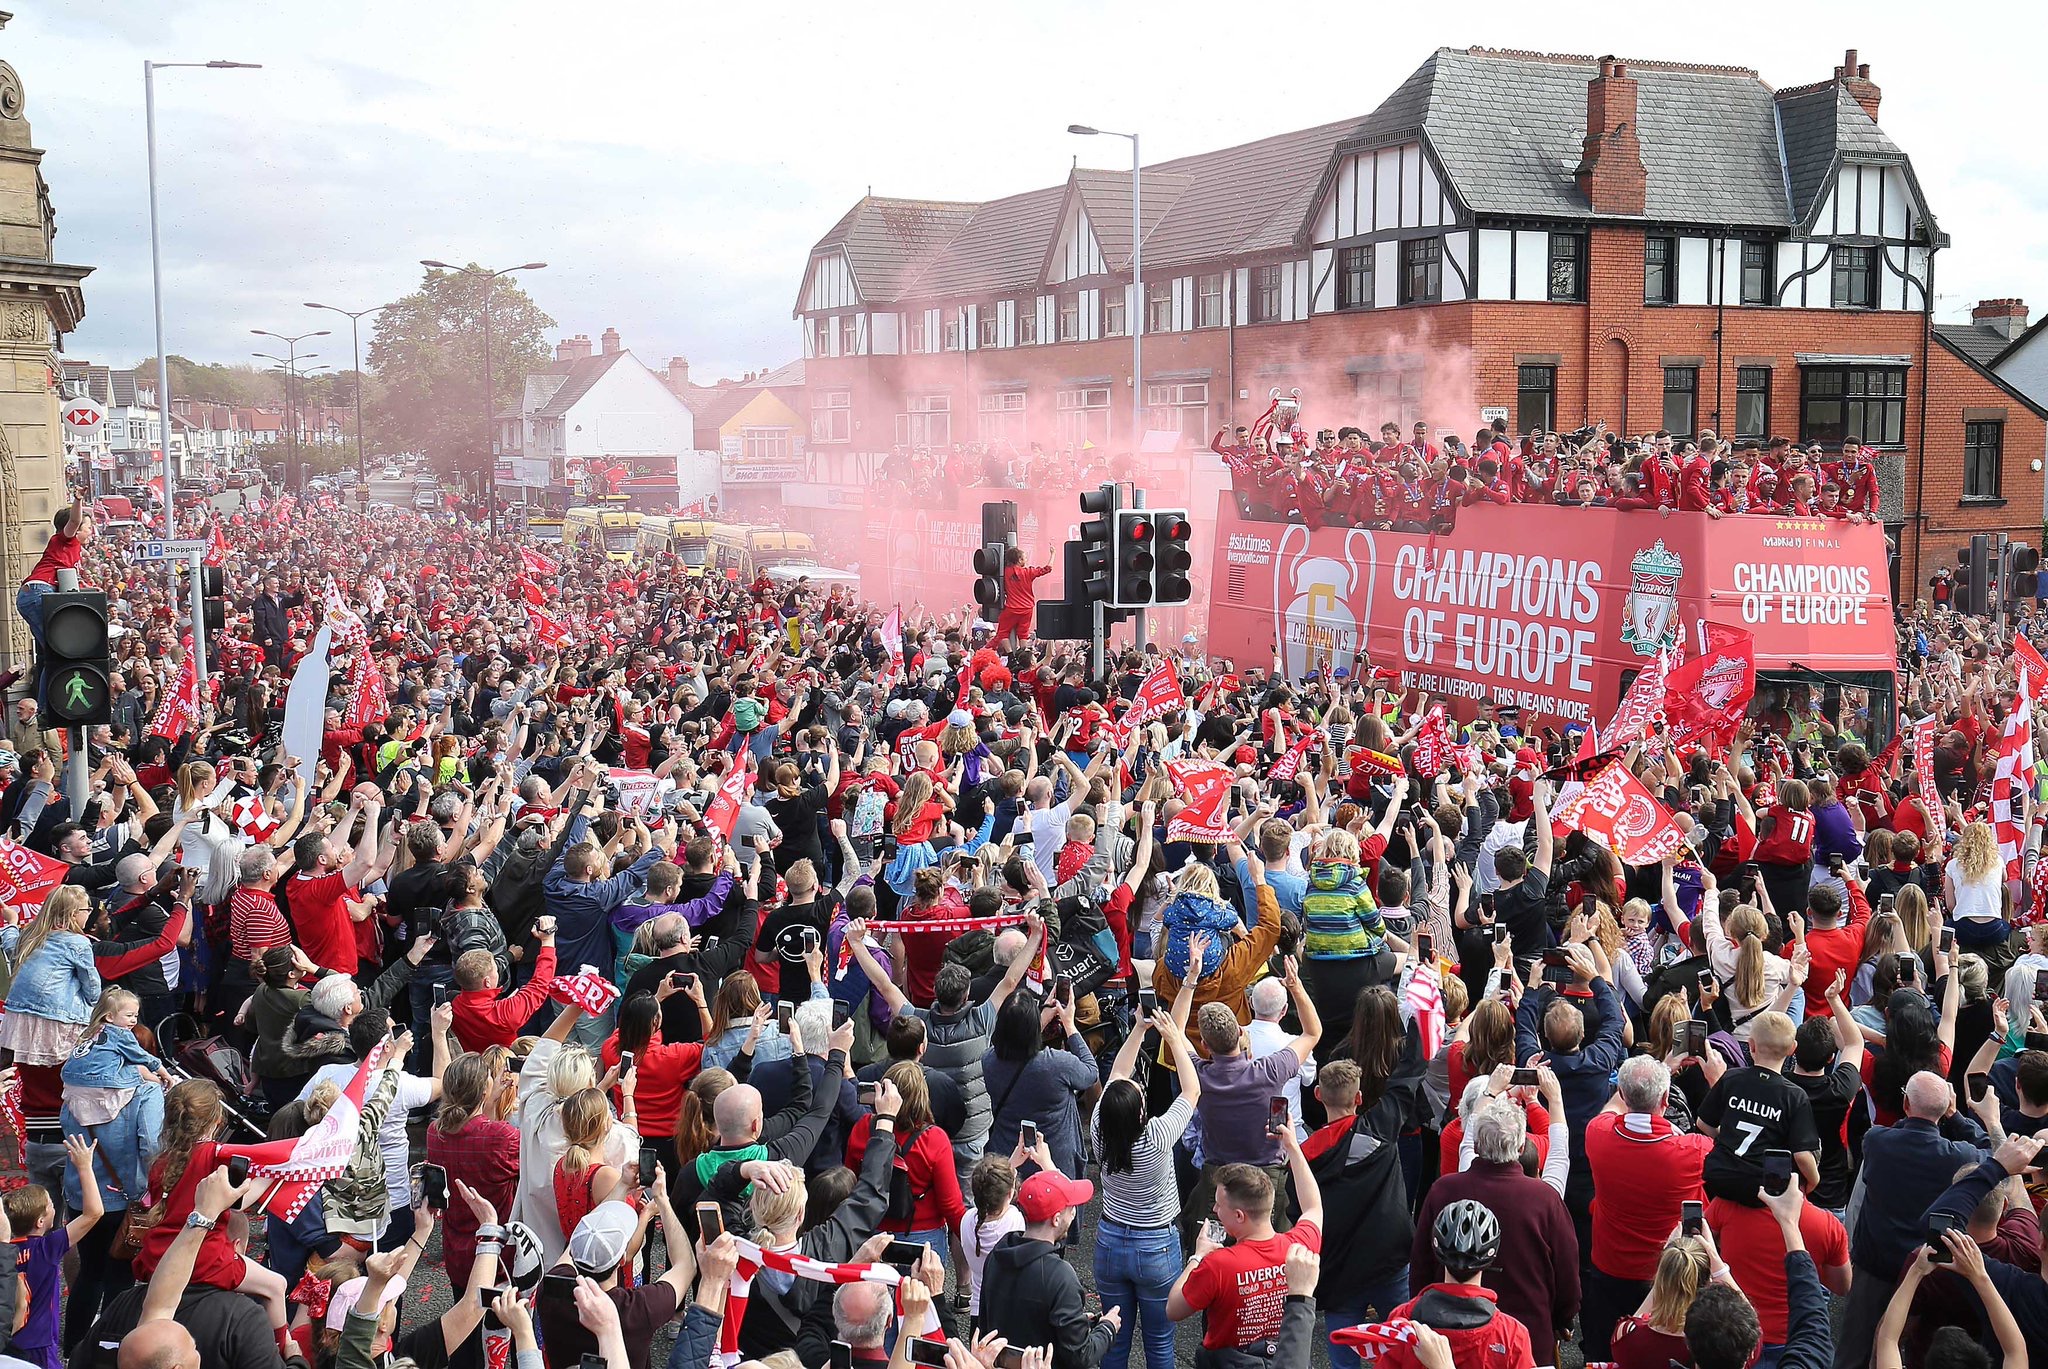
[1582,1056,1713,1357]
[1706,1192,1850,1351]
[1169,1127,1324,1352]
[287,791,389,975]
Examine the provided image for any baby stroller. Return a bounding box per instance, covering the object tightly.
[153,1012,272,1139]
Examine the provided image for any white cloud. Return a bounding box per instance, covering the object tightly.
[18,0,2046,384]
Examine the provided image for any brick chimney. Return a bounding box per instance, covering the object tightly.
[666,356,691,391]
[1972,298,2030,341]
[600,327,621,356]
[556,334,593,363]
[1834,49,1881,123]
[1576,57,1647,217]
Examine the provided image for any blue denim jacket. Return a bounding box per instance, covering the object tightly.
[61,1051,164,1215]
[2,928,101,1025]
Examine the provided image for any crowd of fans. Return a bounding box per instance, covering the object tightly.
[1216,416,1887,530]
[0,466,2038,1369]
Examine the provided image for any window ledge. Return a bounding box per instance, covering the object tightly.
[1959,496,2007,508]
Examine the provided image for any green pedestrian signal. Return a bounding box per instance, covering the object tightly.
[39,591,111,726]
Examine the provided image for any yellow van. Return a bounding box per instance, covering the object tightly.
[564,506,643,562]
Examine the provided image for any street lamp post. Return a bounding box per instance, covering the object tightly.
[144,58,259,580]
[1068,124,1142,457]
[251,328,327,491]
[303,301,385,486]
[418,259,547,536]
[1070,123,1146,651]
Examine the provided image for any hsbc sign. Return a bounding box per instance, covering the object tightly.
[62,398,105,433]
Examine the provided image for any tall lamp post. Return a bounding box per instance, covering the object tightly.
[251,327,327,490]
[419,259,547,535]
[1068,124,1142,454]
[145,58,259,573]
[303,301,385,486]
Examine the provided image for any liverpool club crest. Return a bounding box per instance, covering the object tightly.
[1621,540,1682,657]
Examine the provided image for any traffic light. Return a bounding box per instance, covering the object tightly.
[972,541,1006,618]
[1967,533,1997,617]
[1955,547,1973,611]
[1113,511,1155,606]
[202,565,227,633]
[40,590,110,726]
[1152,510,1193,605]
[1078,483,1116,604]
[2009,544,2040,604]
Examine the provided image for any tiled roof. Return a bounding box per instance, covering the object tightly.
[805,46,1929,308]
[747,359,804,389]
[533,350,628,419]
[814,198,981,302]
[1776,83,1908,226]
[1425,49,1787,227]
[1933,323,2012,369]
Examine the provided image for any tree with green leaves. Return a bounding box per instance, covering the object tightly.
[364,266,554,481]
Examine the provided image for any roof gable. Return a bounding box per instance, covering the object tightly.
[1934,330,2048,421]
[533,350,630,419]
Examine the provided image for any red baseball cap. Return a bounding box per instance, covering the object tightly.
[1016,1170,1094,1223]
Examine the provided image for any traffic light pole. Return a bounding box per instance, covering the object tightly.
[1131,486,1149,654]
[55,568,86,819]
[184,548,210,698]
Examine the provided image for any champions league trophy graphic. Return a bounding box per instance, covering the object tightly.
[1621,539,1683,657]
[1252,387,1306,457]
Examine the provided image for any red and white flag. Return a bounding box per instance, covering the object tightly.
[704,758,753,842]
[878,607,904,686]
[514,577,547,608]
[520,546,560,578]
[1910,712,1947,846]
[1413,707,1449,778]
[525,605,570,650]
[550,967,622,1016]
[1128,658,1187,725]
[217,1043,392,1220]
[1164,760,1233,843]
[1565,759,1689,865]
[150,653,201,741]
[718,1235,941,1369]
[1664,623,1755,753]
[1269,730,1321,784]
[203,521,229,568]
[1402,959,1446,1059]
[1602,649,1674,749]
[1993,666,2035,879]
[0,837,69,914]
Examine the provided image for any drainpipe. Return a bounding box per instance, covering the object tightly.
[1912,244,1936,594]
[1226,272,1238,426]
[1712,239,1726,430]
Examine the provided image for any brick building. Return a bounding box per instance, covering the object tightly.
[795,44,2046,595]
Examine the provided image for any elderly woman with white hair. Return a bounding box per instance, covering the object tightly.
[1450,1067,1570,1194]
[512,1001,642,1265]
[1413,1093,1583,1360]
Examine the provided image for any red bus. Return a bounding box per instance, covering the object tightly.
[1205,499,1898,744]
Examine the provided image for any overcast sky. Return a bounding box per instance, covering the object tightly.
[21,1,2047,386]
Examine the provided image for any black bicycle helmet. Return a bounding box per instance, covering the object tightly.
[1433,1199,1502,1271]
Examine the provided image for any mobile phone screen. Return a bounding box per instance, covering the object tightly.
[696,1202,725,1245]
[1681,1201,1704,1237]
[1966,1072,1991,1104]
[1509,1067,1538,1087]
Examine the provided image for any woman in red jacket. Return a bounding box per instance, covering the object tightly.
[844,1061,964,1264]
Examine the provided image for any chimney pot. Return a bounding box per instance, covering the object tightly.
[555,334,594,362]
[1836,50,1881,122]
[600,328,621,355]
[1577,57,1646,216]
[1971,298,2030,340]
